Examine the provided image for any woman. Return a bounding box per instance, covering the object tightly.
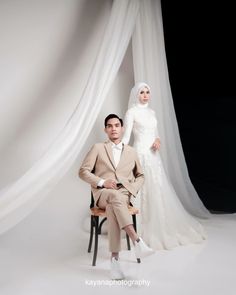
[122,82,207,250]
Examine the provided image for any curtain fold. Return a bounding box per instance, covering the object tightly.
[132,0,209,217]
[0,0,140,234]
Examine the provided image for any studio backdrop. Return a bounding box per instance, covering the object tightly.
[0,0,209,239]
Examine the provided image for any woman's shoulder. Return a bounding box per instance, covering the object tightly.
[124,107,136,118]
[147,106,155,112]
[148,107,156,115]
[125,106,136,114]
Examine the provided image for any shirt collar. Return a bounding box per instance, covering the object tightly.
[110,141,123,150]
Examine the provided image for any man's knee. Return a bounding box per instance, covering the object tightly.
[107,189,119,198]
[108,190,129,205]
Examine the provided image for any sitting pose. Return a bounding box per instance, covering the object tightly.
[79,114,154,280]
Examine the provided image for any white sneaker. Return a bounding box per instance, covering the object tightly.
[134,237,155,259]
[110,257,125,280]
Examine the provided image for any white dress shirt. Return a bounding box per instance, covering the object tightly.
[97,141,123,187]
[111,141,123,167]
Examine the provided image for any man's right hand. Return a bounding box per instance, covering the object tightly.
[103,179,118,189]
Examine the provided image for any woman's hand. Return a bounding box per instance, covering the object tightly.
[151,138,161,151]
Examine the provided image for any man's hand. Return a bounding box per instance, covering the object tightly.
[103,179,118,189]
[151,138,161,151]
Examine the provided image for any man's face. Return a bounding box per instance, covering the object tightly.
[104,118,123,141]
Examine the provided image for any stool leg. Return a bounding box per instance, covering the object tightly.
[98,217,107,234]
[132,214,137,232]
[88,216,94,253]
[92,216,99,266]
[126,233,131,250]
[132,214,141,263]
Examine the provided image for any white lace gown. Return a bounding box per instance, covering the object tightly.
[123,104,207,250]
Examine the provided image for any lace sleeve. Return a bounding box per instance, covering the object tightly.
[122,109,134,144]
[155,122,160,139]
[152,109,160,139]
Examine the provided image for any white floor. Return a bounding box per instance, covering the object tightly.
[0,214,236,295]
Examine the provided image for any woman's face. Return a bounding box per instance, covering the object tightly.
[138,87,150,104]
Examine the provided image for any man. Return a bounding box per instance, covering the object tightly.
[79,114,154,280]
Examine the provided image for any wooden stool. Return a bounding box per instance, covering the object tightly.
[88,203,140,266]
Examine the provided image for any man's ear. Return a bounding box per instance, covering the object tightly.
[104,127,107,134]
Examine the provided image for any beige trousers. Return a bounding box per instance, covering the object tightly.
[97,187,133,252]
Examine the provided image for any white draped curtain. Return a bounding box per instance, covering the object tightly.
[0,0,208,235]
[132,0,209,217]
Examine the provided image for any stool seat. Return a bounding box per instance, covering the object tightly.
[90,205,139,217]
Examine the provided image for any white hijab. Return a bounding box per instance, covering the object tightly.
[128,82,151,109]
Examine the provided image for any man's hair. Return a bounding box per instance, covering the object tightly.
[104,114,123,127]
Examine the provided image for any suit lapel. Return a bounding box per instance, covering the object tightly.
[116,144,127,170]
[104,141,116,170]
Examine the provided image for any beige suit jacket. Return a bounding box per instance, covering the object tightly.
[79,141,144,205]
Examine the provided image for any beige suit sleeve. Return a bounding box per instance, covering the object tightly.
[130,152,144,196]
[79,144,101,188]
